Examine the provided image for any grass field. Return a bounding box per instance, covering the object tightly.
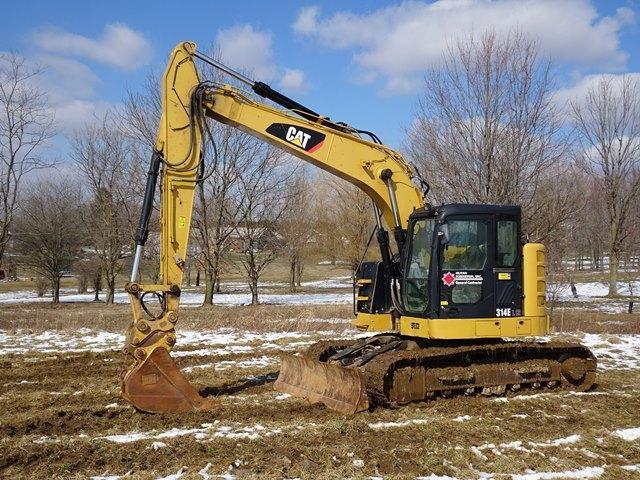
[1,284,640,479]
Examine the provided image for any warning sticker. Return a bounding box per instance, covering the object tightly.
[498,272,511,280]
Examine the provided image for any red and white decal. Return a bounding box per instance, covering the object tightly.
[442,271,456,287]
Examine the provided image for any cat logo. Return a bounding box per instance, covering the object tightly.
[265,123,325,153]
[285,126,311,148]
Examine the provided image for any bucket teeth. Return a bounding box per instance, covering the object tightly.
[122,347,217,413]
[274,353,369,415]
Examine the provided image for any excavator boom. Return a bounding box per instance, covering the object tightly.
[122,42,423,413]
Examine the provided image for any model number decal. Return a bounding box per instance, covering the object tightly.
[495,308,513,317]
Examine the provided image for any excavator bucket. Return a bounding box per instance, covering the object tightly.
[274,353,369,415]
[122,347,218,413]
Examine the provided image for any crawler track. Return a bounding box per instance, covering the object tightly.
[305,335,597,408]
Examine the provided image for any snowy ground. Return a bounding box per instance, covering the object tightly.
[553,280,639,314]
[0,277,353,306]
[1,328,638,371]
[2,277,638,315]
[1,274,639,478]
[1,319,639,479]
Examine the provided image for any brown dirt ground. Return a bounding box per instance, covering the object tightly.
[0,303,639,479]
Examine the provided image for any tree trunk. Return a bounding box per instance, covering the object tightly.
[184,265,191,287]
[77,274,88,294]
[93,273,101,301]
[52,277,60,304]
[203,269,214,305]
[106,275,115,304]
[289,259,296,293]
[296,261,303,287]
[212,253,221,294]
[609,250,619,297]
[250,278,259,305]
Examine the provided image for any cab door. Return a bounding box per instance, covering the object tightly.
[438,215,495,319]
[493,215,523,318]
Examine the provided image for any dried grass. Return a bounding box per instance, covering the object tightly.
[0,302,354,333]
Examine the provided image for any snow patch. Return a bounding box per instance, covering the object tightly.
[368,419,429,429]
[453,415,472,422]
[100,421,289,444]
[530,434,581,448]
[510,465,604,479]
[182,356,277,373]
[613,427,640,441]
[156,466,187,480]
[0,289,351,306]
[417,475,459,480]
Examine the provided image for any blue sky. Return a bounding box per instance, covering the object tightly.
[2,0,640,152]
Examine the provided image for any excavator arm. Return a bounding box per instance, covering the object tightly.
[122,42,424,413]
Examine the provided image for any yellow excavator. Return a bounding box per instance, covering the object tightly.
[122,42,596,415]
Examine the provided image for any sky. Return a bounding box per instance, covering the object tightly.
[2,0,640,155]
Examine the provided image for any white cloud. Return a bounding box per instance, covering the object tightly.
[279,69,308,92]
[50,99,115,134]
[554,73,640,112]
[294,1,635,94]
[32,54,100,103]
[216,24,278,81]
[0,51,111,134]
[31,23,152,70]
[215,24,309,92]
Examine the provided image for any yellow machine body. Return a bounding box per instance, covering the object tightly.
[121,42,564,415]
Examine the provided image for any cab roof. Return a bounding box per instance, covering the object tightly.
[411,203,521,219]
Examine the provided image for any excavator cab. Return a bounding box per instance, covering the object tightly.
[352,204,524,324]
[402,204,523,321]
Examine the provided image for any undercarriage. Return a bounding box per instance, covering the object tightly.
[275,335,597,414]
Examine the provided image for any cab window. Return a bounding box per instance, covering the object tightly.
[442,220,486,304]
[497,220,517,267]
[442,220,487,270]
[403,218,435,313]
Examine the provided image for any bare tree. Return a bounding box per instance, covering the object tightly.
[121,71,161,149]
[281,174,314,292]
[12,179,83,303]
[324,176,378,272]
[406,31,569,239]
[73,256,102,297]
[71,112,139,303]
[193,125,263,304]
[0,53,55,268]
[234,148,294,305]
[572,75,640,296]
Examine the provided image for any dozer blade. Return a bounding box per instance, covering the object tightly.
[274,353,369,415]
[122,347,218,413]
